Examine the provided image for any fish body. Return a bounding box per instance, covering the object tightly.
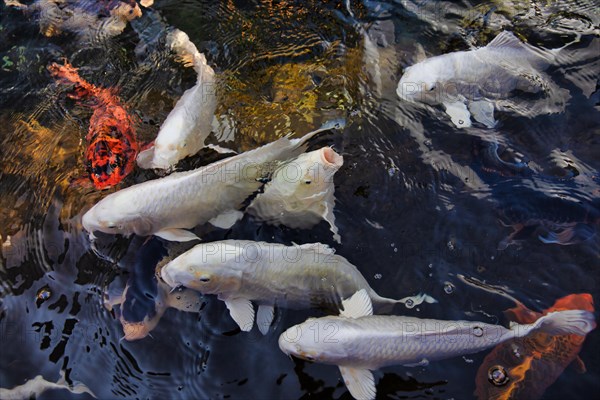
[397,31,561,128]
[137,29,220,170]
[160,240,400,333]
[48,61,138,189]
[279,290,596,400]
[475,294,596,400]
[82,120,343,242]
[248,147,343,242]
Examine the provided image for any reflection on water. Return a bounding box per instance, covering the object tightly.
[1,0,599,399]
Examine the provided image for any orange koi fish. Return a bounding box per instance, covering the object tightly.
[475,294,596,400]
[48,61,139,189]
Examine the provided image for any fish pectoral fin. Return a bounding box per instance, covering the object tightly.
[257,304,275,335]
[339,366,376,400]
[468,100,496,128]
[403,358,429,367]
[209,210,244,229]
[340,289,373,318]
[570,356,587,374]
[224,297,255,332]
[154,229,200,242]
[136,146,156,169]
[442,100,472,128]
[322,192,342,243]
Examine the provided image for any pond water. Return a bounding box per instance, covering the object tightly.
[1,0,599,399]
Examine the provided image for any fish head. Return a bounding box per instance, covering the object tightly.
[110,1,143,21]
[397,59,449,104]
[278,317,348,364]
[82,193,153,237]
[273,147,343,199]
[160,248,243,295]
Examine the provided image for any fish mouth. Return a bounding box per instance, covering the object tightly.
[278,333,293,356]
[320,147,343,168]
[81,208,98,234]
[160,265,179,288]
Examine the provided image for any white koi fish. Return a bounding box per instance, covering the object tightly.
[397,31,569,128]
[247,147,343,243]
[137,29,227,171]
[0,370,95,400]
[82,120,344,242]
[278,289,596,400]
[160,241,404,334]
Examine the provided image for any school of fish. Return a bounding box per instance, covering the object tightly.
[1,2,597,400]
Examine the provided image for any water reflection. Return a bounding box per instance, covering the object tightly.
[1,0,599,399]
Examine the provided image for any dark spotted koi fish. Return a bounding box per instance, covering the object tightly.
[48,61,138,189]
[475,294,596,400]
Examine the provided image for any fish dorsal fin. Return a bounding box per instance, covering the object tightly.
[224,297,255,332]
[486,31,524,49]
[339,366,376,400]
[341,289,373,318]
[298,242,336,255]
[257,304,275,335]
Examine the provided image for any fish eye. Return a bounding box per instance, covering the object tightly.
[304,180,312,184]
[428,85,436,91]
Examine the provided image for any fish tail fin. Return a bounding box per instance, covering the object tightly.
[167,28,213,79]
[56,370,97,398]
[551,293,595,313]
[523,310,596,336]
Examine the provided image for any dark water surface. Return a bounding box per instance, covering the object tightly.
[1,0,599,399]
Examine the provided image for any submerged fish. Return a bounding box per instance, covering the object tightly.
[82,120,343,242]
[397,31,567,128]
[475,294,596,400]
[279,290,596,400]
[4,0,141,39]
[0,370,95,400]
[495,188,599,249]
[48,61,139,189]
[160,241,403,334]
[105,237,204,341]
[247,146,343,243]
[137,29,225,171]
